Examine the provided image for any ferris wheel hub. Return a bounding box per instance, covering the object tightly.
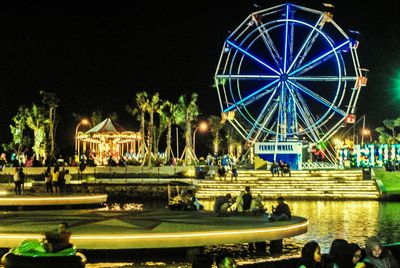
[280,73,289,82]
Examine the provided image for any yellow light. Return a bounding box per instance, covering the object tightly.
[0,195,107,201]
[81,118,90,125]
[199,122,208,132]
[362,129,370,135]
[0,220,308,240]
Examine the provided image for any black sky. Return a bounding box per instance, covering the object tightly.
[1,0,400,153]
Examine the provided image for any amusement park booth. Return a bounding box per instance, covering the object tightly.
[254,141,303,170]
[76,118,141,165]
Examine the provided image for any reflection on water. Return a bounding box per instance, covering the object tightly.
[94,200,400,266]
[288,200,380,253]
[203,200,400,252]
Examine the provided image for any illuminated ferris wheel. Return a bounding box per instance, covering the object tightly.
[214,3,367,146]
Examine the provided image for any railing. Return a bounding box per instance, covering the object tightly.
[301,162,342,170]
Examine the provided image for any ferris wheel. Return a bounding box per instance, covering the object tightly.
[215,3,367,146]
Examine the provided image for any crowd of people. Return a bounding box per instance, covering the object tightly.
[298,236,399,268]
[13,165,73,195]
[192,236,399,268]
[43,166,73,194]
[212,186,292,221]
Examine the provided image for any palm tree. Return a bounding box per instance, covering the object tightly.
[383,119,396,138]
[127,91,149,164]
[208,115,223,155]
[144,93,161,166]
[224,122,243,156]
[160,100,178,162]
[176,93,200,165]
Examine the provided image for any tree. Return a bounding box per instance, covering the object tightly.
[208,115,223,155]
[160,100,178,162]
[383,119,396,138]
[176,93,200,165]
[2,106,31,158]
[40,91,59,161]
[376,126,395,145]
[143,93,161,166]
[126,91,149,165]
[25,104,48,161]
[223,121,243,156]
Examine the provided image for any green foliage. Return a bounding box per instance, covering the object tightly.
[25,104,48,160]
[377,116,400,144]
[2,106,31,154]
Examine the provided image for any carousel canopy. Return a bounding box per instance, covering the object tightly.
[86,118,126,134]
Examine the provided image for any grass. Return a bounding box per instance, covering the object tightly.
[374,168,400,194]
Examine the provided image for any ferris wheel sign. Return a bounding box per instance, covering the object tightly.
[214,3,367,146]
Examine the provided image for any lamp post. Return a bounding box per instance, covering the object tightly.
[75,119,90,157]
[362,129,372,145]
[193,122,208,157]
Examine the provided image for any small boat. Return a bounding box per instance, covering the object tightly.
[1,239,86,268]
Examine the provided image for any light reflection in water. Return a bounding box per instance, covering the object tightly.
[94,200,400,267]
[201,200,400,253]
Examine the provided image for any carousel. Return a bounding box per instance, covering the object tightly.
[76,118,141,165]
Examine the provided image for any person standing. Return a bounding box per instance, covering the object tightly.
[19,167,25,195]
[52,166,60,194]
[242,186,253,212]
[13,167,22,195]
[217,164,227,181]
[58,167,66,194]
[44,166,53,193]
[231,165,238,182]
[64,169,72,193]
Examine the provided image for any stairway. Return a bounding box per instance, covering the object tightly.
[195,169,380,200]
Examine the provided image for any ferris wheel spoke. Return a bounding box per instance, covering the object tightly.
[283,4,290,72]
[239,84,280,109]
[288,83,318,124]
[226,40,281,75]
[289,40,350,77]
[287,85,321,141]
[253,103,279,141]
[216,74,280,80]
[287,14,324,73]
[252,16,283,71]
[223,79,280,112]
[288,76,357,82]
[288,80,346,117]
[247,98,278,140]
[289,81,346,116]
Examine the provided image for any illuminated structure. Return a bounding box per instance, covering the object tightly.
[0,211,308,249]
[215,3,367,164]
[339,143,400,168]
[76,118,141,165]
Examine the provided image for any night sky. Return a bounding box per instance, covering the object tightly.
[1,0,400,154]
